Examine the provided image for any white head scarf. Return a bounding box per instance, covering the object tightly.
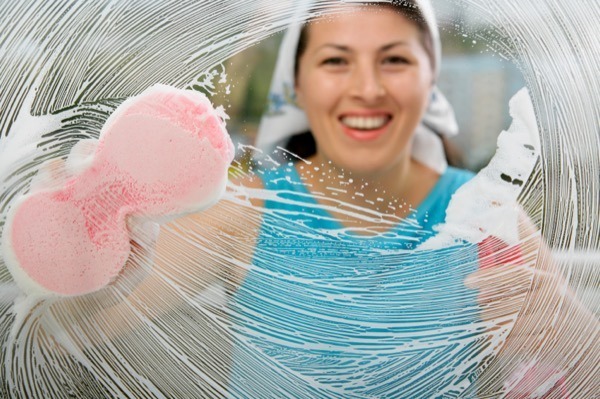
[255,0,458,174]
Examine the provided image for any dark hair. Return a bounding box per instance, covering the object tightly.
[284,131,317,160]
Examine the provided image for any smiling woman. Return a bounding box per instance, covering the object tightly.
[221,1,484,397]
[216,1,599,397]
[293,4,441,211]
[296,7,433,170]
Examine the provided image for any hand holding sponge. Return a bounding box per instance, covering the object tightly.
[2,85,234,297]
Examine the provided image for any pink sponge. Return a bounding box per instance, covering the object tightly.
[2,84,234,297]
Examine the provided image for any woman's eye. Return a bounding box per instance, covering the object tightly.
[322,57,347,66]
[383,56,409,65]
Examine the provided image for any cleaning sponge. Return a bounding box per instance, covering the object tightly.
[2,84,234,297]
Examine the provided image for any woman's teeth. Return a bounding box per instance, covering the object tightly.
[341,116,390,130]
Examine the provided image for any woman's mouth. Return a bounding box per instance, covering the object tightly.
[339,114,392,141]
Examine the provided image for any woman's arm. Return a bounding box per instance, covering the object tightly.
[128,173,263,313]
[83,173,264,345]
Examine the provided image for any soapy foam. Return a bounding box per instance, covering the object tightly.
[419,88,540,250]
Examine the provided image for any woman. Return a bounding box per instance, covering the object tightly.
[152,1,596,397]
[222,1,484,397]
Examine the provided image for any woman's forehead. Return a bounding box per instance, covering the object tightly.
[304,7,422,49]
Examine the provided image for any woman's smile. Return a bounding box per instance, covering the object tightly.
[339,112,393,141]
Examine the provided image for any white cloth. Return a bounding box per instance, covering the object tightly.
[255,0,459,174]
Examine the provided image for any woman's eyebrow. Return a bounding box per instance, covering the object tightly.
[315,41,409,52]
[380,41,409,51]
[315,44,351,52]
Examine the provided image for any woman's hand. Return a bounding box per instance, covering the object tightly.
[465,216,599,397]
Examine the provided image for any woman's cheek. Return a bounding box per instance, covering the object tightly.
[392,77,430,110]
[302,69,327,91]
[317,71,345,92]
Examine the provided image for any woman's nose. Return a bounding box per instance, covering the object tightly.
[349,64,386,103]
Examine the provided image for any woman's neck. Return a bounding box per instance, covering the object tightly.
[296,153,440,220]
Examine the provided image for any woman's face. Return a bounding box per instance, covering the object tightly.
[295,6,434,176]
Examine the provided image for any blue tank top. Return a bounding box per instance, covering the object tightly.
[228,165,481,398]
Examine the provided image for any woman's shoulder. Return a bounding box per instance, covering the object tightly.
[441,166,476,191]
[231,169,266,201]
[418,166,474,216]
[251,163,304,191]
